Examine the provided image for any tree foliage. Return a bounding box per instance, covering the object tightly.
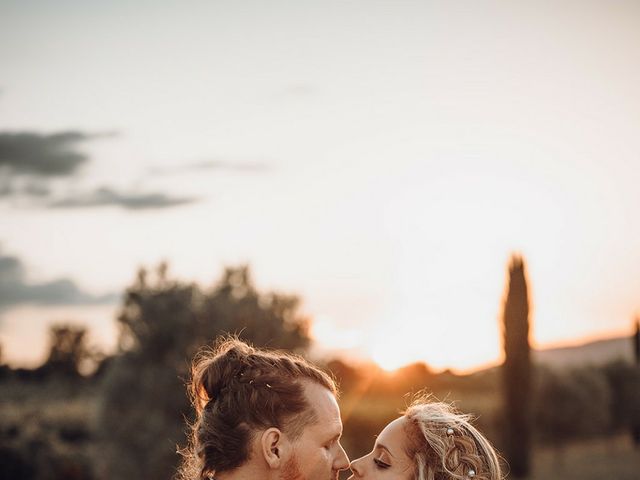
[41,324,92,377]
[533,366,611,445]
[602,359,640,444]
[97,263,311,480]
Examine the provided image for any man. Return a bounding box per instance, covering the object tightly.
[178,338,350,480]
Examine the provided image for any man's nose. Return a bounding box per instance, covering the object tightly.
[335,443,350,470]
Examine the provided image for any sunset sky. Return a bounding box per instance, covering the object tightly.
[1,0,639,372]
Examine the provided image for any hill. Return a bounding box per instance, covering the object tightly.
[534,335,634,369]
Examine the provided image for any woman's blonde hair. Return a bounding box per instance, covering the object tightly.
[403,398,503,480]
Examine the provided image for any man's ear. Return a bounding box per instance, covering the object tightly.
[261,427,289,469]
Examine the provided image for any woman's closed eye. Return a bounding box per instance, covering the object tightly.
[373,458,391,469]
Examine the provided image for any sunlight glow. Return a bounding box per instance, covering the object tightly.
[1,1,639,372]
[371,346,418,372]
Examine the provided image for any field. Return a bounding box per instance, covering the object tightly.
[1,366,639,479]
[529,435,640,480]
[0,377,99,479]
[338,393,640,480]
[335,364,640,480]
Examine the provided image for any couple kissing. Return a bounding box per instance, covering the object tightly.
[177,338,503,480]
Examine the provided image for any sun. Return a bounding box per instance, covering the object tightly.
[371,351,408,372]
[368,337,423,372]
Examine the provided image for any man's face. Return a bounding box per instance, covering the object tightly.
[281,382,350,480]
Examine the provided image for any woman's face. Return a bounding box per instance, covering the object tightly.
[348,416,414,480]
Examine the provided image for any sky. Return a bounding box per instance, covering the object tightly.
[1,0,639,372]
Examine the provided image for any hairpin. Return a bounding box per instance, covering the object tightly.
[446,428,454,436]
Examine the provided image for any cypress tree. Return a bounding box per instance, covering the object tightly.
[634,317,640,366]
[633,317,640,445]
[501,254,532,477]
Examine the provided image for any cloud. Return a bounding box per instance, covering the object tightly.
[0,129,199,209]
[188,160,271,172]
[0,180,13,197]
[21,181,51,197]
[0,251,119,310]
[0,130,112,178]
[149,159,271,175]
[48,186,198,210]
[0,179,52,198]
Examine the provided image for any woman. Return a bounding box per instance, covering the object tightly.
[349,398,503,480]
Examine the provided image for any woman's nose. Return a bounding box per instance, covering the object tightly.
[349,456,363,476]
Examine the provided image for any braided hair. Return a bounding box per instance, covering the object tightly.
[177,337,336,480]
[403,399,503,480]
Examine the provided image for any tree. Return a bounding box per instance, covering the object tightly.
[500,254,532,477]
[634,317,640,365]
[533,366,611,466]
[41,324,92,377]
[602,359,640,446]
[634,317,640,445]
[201,265,310,353]
[97,263,312,480]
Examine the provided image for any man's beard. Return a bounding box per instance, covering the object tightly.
[280,455,339,480]
[281,455,304,480]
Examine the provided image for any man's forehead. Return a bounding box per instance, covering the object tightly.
[303,381,342,424]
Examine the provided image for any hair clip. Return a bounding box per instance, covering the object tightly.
[446,428,454,436]
[468,469,476,478]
